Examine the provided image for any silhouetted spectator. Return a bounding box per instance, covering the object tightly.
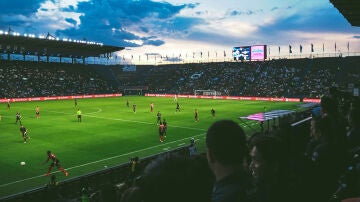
[304,118,322,159]
[121,153,213,202]
[206,120,252,202]
[249,135,300,202]
[188,138,197,157]
[347,108,360,151]
[310,116,348,201]
[45,174,63,201]
[127,156,140,186]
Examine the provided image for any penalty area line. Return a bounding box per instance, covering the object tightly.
[0,133,205,188]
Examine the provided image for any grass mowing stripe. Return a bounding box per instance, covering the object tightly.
[0,132,205,188]
[84,114,207,131]
[37,108,208,132]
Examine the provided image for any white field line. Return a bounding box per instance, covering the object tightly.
[83,108,102,114]
[0,133,206,188]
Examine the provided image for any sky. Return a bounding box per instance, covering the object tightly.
[0,0,359,62]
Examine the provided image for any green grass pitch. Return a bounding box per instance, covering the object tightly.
[0,96,302,197]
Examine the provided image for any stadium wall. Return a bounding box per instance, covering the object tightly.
[145,93,321,103]
[0,93,322,103]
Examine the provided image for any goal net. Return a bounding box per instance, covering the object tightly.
[194,90,221,96]
[123,88,144,96]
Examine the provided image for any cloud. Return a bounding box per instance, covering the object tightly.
[0,0,43,16]
[227,9,263,16]
[227,4,294,17]
[252,5,360,45]
[142,37,165,46]
[1,0,358,53]
[270,7,279,11]
[65,18,77,26]
[0,0,199,47]
[54,0,200,47]
[0,0,44,32]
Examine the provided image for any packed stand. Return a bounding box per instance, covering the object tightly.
[1,57,359,99]
[113,57,359,98]
[0,60,117,98]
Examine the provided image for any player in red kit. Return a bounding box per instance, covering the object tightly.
[42,150,69,177]
[7,100,11,110]
[35,106,40,119]
[150,103,154,112]
[159,122,165,142]
[194,109,199,122]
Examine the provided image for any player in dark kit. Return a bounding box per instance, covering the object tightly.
[15,112,21,124]
[176,102,180,112]
[74,99,78,108]
[156,111,161,124]
[211,108,215,117]
[163,119,167,137]
[194,109,199,122]
[126,99,129,107]
[20,125,30,143]
[133,104,136,113]
[43,150,69,177]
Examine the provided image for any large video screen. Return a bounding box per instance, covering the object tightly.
[232,46,250,61]
[251,45,266,60]
[233,45,267,61]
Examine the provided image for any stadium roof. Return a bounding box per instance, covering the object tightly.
[0,34,124,58]
[330,0,360,27]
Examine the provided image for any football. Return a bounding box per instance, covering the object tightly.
[20,162,26,166]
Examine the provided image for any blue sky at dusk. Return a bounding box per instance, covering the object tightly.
[0,0,359,58]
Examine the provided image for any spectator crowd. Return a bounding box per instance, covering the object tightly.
[0,60,117,98]
[1,57,359,99]
[112,57,359,98]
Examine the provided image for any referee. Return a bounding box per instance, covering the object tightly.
[77,109,82,122]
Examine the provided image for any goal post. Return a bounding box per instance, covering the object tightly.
[123,86,149,96]
[194,90,220,96]
[123,88,144,96]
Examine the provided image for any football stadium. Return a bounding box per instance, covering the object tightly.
[1,0,360,201]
